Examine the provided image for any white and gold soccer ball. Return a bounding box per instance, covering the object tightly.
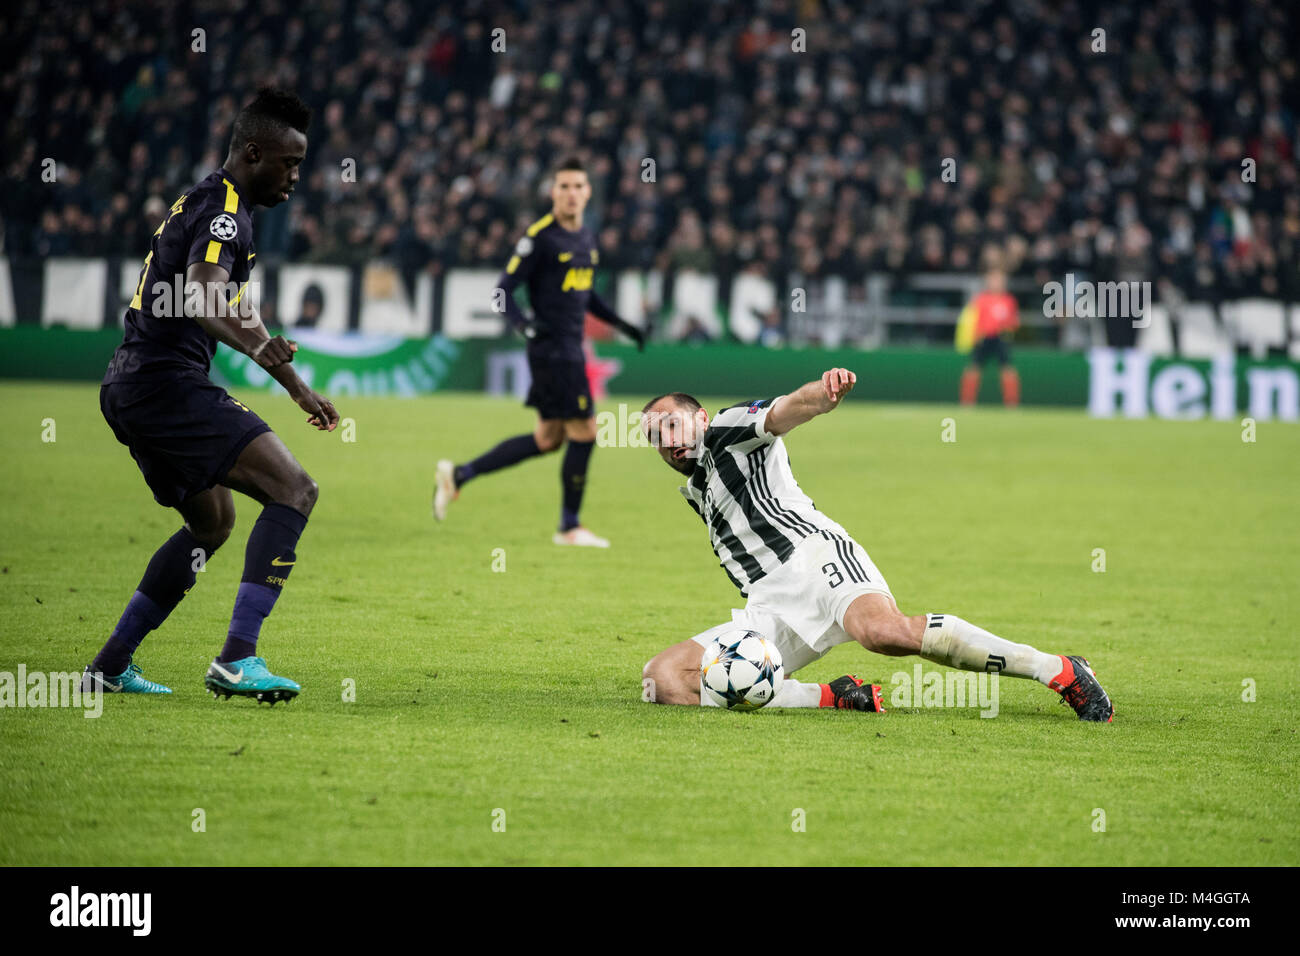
[700,630,784,710]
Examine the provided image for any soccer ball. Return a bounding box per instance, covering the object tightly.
[700,631,784,710]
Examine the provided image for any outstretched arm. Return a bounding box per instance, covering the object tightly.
[765,367,856,437]
[185,261,339,431]
[588,291,646,350]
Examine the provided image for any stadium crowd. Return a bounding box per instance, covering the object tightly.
[3,0,1298,308]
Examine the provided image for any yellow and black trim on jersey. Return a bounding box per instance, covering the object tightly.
[507,214,557,274]
[222,177,241,213]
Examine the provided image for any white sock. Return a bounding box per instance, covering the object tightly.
[699,677,823,708]
[768,679,823,708]
[699,679,722,707]
[921,613,1061,685]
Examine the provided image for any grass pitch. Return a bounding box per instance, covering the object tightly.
[0,381,1296,866]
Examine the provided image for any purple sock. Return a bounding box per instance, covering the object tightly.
[559,440,594,531]
[222,584,278,662]
[92,527,210,675]
[92,591,166,676]
[455,434,542,487]
[219,503,308,663]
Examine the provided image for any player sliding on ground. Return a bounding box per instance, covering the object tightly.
[86,88,339,704]
[639,369,1114,721]
[433,157,645,547]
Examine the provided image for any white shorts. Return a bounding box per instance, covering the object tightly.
[690,532,893,674]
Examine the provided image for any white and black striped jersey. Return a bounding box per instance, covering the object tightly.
[679,397,853,595]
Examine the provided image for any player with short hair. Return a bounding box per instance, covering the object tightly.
[433,157,645,547]
[639,369,1113,720]
[87,88,339,702]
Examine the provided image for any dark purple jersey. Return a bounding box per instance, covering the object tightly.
[104,169,256,382]
[499,212,604,361]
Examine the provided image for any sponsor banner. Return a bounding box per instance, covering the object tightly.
[0,327,487,397]
[0,327,125,381]
[1087,348,1299,422]
[591,342,1090,405]
[2,328,1298,420]
[209,329,475,397]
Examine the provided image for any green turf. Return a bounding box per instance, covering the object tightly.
[1,381,1296,866]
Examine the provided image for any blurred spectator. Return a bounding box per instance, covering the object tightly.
[294,284,325,329]
[679,315,714,344]
[0,0,1295,321]
[757,309,786,348]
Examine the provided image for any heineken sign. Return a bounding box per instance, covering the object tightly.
[1087,348,1299,421]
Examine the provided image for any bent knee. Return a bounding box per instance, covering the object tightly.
[191,519,234,552]
[641,655,693,705]
[566,422,598,443]
[280,472,318,515]
[642,655,669,689]
[854,612,916,655]
[533,419,565,452]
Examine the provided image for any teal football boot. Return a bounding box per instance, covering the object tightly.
[204,656,300,704]
[81,660,173,694]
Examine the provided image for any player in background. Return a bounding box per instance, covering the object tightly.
[639,369,1113,720]
[88,88,339,703]
[434,157,645,547]
[959,268,1021,406]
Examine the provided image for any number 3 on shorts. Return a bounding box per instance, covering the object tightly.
[821,562,844,589]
